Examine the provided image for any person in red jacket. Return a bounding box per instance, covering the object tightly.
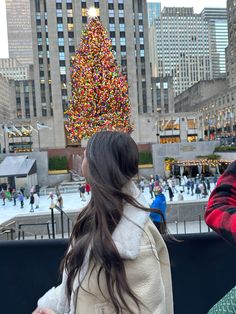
[205,161,236,312]
[85,182,90,195]
[205,160,236,245]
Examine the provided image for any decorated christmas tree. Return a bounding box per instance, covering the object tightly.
[65,16,133,141]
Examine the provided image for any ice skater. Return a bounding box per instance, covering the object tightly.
[29,192,34,212]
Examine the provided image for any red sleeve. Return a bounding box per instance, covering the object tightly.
[205,160,236,245]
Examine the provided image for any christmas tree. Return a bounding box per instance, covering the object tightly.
[65,17,133,141]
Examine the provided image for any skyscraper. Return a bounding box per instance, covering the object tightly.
[202,8,228,79]
[5,0,33,65]
[28,0,151,147]
[150,7,212,96]
[226,0,236,89]
[147,2,161,27]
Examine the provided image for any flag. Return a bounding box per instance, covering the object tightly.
[173,118,180,125]
[37,122,52,130]
[12,125,22,136]
[29,125,38,133]
[21,125,29,133]
[4,126,15,136]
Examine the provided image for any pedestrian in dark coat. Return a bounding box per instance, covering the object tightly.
[167,185,174,201]
[29,192,34,212]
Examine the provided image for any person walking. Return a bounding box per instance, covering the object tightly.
[79,183,86,201]
[1,190,6,205]
[85,182,90,195]
[34,192,39,209]
[167,184,174,202]
[29,192,34,212]
[178,190,184,201]
[12,189,17,206]
[139,178,145,192]
[48,192,54,207]
[150,186,167,232]
[206,179,211,194]
[33,131,173,314]
[149,176,155,199]
[18,192,24,208]
[190,179,194,196]
[56,193,63,210]
[195,184,201,200]
[171,177,178,193]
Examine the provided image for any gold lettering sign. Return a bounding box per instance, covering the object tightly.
[180,145,195,152]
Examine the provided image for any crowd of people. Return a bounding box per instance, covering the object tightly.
[139,173,218,202]
[0,184,41,211]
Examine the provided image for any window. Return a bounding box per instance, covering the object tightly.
[68,31,74,38]
[57,17,63,23]
[81,2,86,8]
[109,17,115,23]
[58,38,64,45]
[59,46,65,52]
[59,52,65,60]
[69,46,75,53]
[82,16,87,23]
[66,3,72,9]
[56,3,62,9]
[119,17,125,24]
[58,31,64,38]
[57,24,63,31]
[60,60,66,66]
[108,3,114,9]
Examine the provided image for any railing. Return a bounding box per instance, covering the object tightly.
[18,222,51,240]
[50,204,73,239]
[0,221,16,240]
[0,233,236,314]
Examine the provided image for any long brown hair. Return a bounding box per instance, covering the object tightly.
[62,131,166,313]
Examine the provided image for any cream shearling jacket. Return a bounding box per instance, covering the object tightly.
[38,182,173,314]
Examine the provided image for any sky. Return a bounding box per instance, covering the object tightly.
[0,0,227,59]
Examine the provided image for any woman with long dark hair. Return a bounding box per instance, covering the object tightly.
[33,131,173,314]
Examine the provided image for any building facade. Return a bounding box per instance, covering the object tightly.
[226,0,236,89]
[5,0,34,66]
[151,76,174,114]
[0,58,31,81]
[174,79,228,113]
[27,0,152,148]
[202,8,228,79]
[0,75,11,122]
[156,112,203,144]
[147,2,161,27]
[150,7,212,96]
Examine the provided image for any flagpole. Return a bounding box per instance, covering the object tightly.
[38,129,41,151]
[2,125,6,153]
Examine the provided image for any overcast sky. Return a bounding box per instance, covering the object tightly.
[0,0,227,58]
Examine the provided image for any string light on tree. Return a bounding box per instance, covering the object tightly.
[65,16,133,141]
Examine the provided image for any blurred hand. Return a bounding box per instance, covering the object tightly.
[32,308,56,314]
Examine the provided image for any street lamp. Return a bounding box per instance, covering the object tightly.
[2,125,6,153]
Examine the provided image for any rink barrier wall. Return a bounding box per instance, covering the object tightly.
[0,233,235,314]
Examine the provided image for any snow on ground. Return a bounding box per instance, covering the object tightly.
[0,183,216,233]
